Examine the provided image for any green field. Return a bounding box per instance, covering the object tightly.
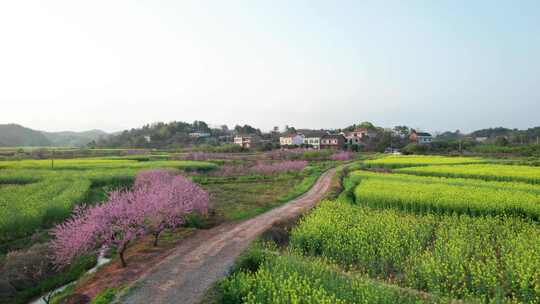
[362,155,487,168]
[290,201,540,302]
[350,171,540,219]
[214,155,540,303]
[219,245,445,304]
[0,158,218,247]
[0,158,213,170]
[397,163,540,184]
[0,155,333,304]
[195,165,323,222]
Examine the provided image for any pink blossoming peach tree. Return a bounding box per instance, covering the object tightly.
[50,169,209,268]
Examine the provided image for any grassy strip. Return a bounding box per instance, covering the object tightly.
[275,168,321,203]
[217,169,323,222]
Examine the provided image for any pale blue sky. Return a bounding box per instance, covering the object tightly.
[1,0,538,133]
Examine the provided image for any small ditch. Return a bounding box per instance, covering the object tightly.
[29,249,111,304]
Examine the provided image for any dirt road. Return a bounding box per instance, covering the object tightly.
[119,168,335,304]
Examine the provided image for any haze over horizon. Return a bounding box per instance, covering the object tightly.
[1,1,539,134]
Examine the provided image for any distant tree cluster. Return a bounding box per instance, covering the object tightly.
[91,118,540,156]
[94,121,266,149]
[234,124,262,135]
[94,121,228,148]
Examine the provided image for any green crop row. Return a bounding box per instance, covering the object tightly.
[397,164,540,184]
[219,246,444,304]
[350,171,540,220]
[362,155,487,169]
[291,200,540,303]
[0,158,217,171]
[0,178,91,242]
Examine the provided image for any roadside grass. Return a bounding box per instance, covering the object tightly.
[202,168,323,222]
[89,287,120,304]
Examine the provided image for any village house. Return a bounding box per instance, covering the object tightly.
[233,135,260,149]
[320,134,346,149]
[299,130,328,149]
[342,128,377,145]
[189,132,211,138]
[474,136,488,142]
[409,130,433,144]
[279,133,305,147]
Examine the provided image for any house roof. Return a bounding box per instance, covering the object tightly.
[235,134,261,139]
[298,129,328,138]
[415,132,432,137]
[353,128,369,133]
[322,134,345,139]
[280,133,302,138]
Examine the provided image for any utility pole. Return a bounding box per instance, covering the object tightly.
[51,149,54,169]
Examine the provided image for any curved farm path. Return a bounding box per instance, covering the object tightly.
[119,168,336,304]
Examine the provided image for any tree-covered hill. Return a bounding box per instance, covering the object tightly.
[0,124,108,147]
[42,129,108,147]
[0,124,52,147]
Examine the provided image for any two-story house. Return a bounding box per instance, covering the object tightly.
[234,135,260,149]
[409,130,433,144]
[320,134,346,149]
[343,128,377,145]
[279,133,305,147]
[299,130,327,149]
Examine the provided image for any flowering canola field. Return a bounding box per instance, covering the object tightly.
[291,200,540,303]
[219,155,540,303]
[362,155,486,168]
[397,163,540,184]
[351,171,540,219]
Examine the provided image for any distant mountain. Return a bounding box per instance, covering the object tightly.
[42,129,108,147]
[0,124,52,147]
[0,124,108,147]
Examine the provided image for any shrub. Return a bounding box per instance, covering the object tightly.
[330,151,352,161]
[250,161,308,175]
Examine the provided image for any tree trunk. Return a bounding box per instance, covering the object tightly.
[119,248,127,267]
[153,232,160,247]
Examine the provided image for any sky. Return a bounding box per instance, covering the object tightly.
[1,0,539,133]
